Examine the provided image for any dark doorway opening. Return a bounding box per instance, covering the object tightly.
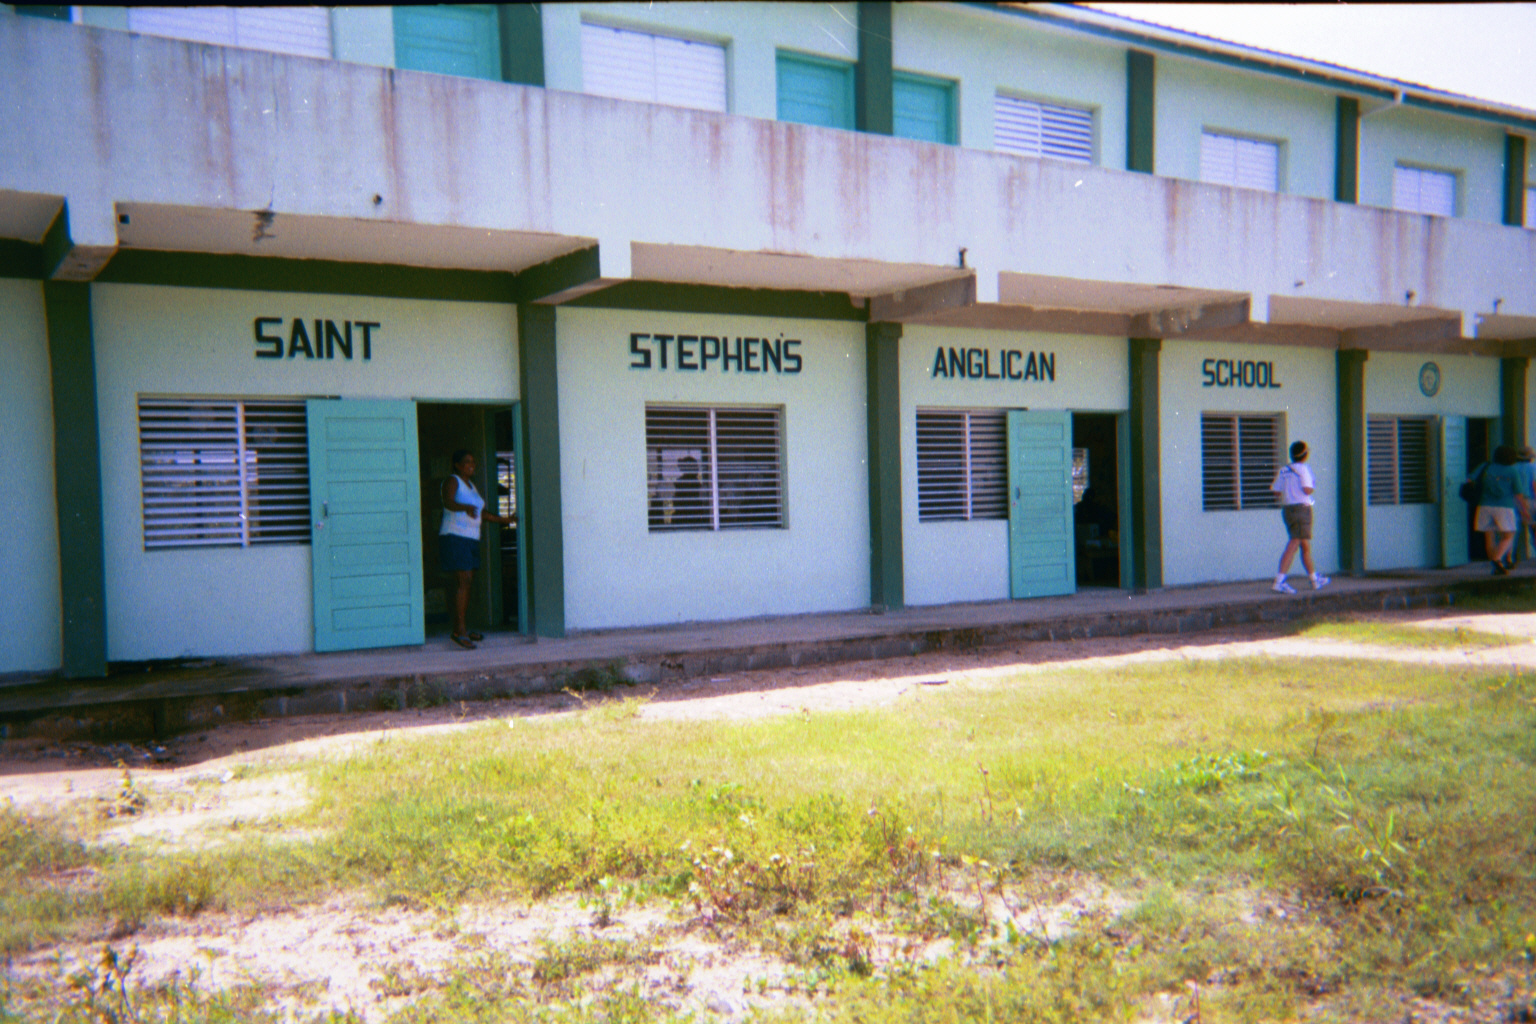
[416,403,520,636]
[1072,412,1121,587]
[1466,416,1497,562]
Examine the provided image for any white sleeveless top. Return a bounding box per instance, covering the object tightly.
[440,476,484,539]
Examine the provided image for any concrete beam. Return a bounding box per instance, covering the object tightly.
[867,274,975,323]
[1339,316,1463,351]
[42,201,119,281]
[1128,297,1250,338]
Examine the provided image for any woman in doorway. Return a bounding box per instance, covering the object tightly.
[440,448,512,649]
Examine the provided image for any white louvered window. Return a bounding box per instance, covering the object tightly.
[127,8,332,58]
[1525,186,1535,229]
[139,397,310,549]
[1200,132,1280,192]
[1393,165,1457,217]
[581,23,727,113]
[1368,416,1433,505]
[646,405,784,531]
[916,409,1008,522]
[1201,413,1283,511]
[994,94,1093,164]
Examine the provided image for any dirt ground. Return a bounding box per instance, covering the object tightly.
[4,608,1534,1023]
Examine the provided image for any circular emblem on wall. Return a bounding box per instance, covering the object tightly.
[1419,361,1441,397]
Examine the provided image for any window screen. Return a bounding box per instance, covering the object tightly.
[139,397,310,549]
[1200,132,1279,192]
[1368,416,1433,505]
[581,23,727,112]
[127,7,332,58]
[1201,413,1283,511]
[916,409,1008,522]
[1393,165,1456,217]
[646,405,785,531]
[993,95,1093,163]
[776,52,854,130]
[894,72,956,145]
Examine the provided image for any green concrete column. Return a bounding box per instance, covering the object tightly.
[517,304,565,638]
[44,281,109,678]
[498,4,544,87]
[1502,357,1529,447]
[1335,97,1360,204]
[866,322,903,609]
[1126,50,1155,174]
[1336,349,1369,576]
[1127,338,1162,589]
[855,1,893,136]
[1505,134,1528,228]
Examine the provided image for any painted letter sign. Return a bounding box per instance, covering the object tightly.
[1200,358,1280,388]
[255,318,379,360]
[929,346,1056,381]
[628,332,803,374]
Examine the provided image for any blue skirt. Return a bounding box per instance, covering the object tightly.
[439,534,481,573]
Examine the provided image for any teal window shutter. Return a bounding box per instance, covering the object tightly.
[394,5,501,81]
[776,52,854,131]
[894,72,955,145]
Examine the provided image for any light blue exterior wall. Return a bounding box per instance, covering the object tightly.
[894,4,1126,163]
[900,327,1128,606]
[0,278,61,675]
[90,283,518,661]
[557,307,869,630]
[541,2,857,121]
[1160,339,1339,586]
[1154,54,1337,199]
[1360,106,1508,223]
[1364,351,1499,571]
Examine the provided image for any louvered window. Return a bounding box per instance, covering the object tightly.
[582,23,727,112]
[993,94,1093,164]
[1393,165,1456,217]
[917,409,1008,522]
[1368,416,1433,505]
[1200,132,1280,192]
[646,405,784,531]
[139,397,310,549]
[1201,413,1283,511]
[1525,186,1535,229]
[126,8,332,58]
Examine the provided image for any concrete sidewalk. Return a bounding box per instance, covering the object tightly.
[2,565,1528,741]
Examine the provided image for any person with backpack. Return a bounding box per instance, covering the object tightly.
[1271,440,1329,594]
[1468,445,1529,575]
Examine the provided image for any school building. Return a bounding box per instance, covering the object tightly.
[2,3,1534,678]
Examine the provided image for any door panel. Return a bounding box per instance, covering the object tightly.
[309,399,425,652]
[1440,414,1468,567]
[1007,410,1076,598]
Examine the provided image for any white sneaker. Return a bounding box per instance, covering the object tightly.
[1311,576,1330,590]
[1272,580,1296,594]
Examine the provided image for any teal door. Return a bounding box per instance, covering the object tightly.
[1440,414,1468,567]
[394,5,501,80]
[308,399,425,653]
[1007,410,1076,598]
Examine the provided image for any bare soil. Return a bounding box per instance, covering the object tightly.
[4,609,1534,1022]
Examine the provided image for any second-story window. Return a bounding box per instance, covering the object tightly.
[1393,165,1457,217]
[894,72,956,145]
[1200,132,1279,192]
[581,23,727,113]
[1525,185,1535,229]
[127,7,332,58]
[994,95,1093,164]
[777,52,855,131]
[394,5,501,80]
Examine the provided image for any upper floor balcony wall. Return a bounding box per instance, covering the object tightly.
[1,13,1532,327]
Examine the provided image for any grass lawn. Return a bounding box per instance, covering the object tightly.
[4,652,1535,1023]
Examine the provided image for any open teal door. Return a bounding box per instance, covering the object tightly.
[308,399,425,653]
[1440,414,1468,567]
[1007,410,1076,598]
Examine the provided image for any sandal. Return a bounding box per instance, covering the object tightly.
[451,633,476,650]
[468,631,485,642]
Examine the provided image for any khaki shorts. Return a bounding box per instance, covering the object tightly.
[1281,504,1312,540]
[1475,506,1517,532]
